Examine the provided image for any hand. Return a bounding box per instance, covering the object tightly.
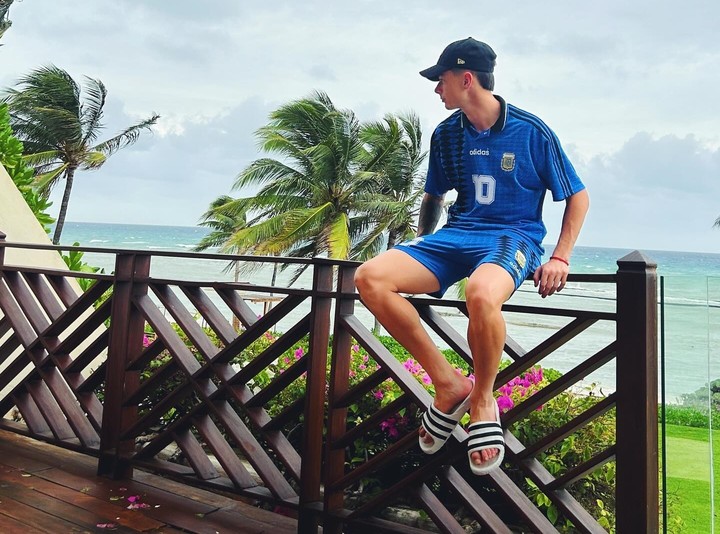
[533,258,569,298]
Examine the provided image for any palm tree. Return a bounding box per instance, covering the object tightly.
[0,0,13,42]
[356,112,427,332]
[195,195,249,253]
[226,91,382,282]
[3,65,159,244]
[195,194,250,281]
[195,194,256,327]
[354,112,426,259]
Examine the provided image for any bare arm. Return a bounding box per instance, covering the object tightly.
[417,193,445,237]
[533,188,590,297]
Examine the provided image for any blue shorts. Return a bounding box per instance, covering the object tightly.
[394,227,541,298]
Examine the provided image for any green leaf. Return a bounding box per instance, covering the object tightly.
[547,504,559,524]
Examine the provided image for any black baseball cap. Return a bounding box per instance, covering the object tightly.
[419,37,497,81]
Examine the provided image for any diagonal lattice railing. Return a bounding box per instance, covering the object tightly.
[0,234,657,533]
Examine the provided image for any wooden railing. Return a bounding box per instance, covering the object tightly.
[0,234,658,533]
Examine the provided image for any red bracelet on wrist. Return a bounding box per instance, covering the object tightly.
[550,256,570,266]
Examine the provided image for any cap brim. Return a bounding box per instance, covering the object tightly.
[419,64,447,81]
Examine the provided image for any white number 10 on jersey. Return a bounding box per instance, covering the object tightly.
[472,174,496,205]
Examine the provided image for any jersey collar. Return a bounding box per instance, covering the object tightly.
[490,95,508,133]
[459,94,508,133]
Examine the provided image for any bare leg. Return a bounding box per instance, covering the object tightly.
[354,250,473,447]
[464,263,515,467]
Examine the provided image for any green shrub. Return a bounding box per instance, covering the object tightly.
[512,385,616,532]
[61,242,104,291]
[135,322,617,530]
[0,103,54,232]
[662,404,713,428]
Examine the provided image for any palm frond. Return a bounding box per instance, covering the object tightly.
[195,195,250,252]
[81,150,107,170]
[91,113,159,156]
[79,76,107,146]
[21,149,60,167]
[33,163,68,192]
[233,158,304,191]
[324,212,351,259]
[351,225,389,261]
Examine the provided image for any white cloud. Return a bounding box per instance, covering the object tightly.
[1,0,719,252]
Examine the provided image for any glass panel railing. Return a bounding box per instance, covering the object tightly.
[708,276,720,533]
[661,275,714,533]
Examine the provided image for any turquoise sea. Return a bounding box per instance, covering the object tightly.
[58,221,720,402]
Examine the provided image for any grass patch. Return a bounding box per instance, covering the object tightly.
[664,423,719,532]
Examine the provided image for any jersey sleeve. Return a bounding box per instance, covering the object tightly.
[537,128,586,202]
[424,129,452,196]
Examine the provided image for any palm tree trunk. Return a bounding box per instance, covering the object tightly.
[266,262,278,315]
[52,166,76,245]
[232,260,241,332]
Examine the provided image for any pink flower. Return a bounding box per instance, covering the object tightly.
[497,394,514,413]
[351,344,360,353]
[421,373,432,385]
[362,355,369,363]
[294,347,304,359]
[358,364,367,371]
[142,334,150,348]
[403,358,423,375]
[126,495,150,509]
[373,390,384,400]
[381,417,400,438]
[531,367,544,384]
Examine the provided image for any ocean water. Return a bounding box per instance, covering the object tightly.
[57,221,720,402]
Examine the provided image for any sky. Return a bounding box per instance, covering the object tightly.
[1,0,719,253]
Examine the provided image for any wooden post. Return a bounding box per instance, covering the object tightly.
[298,261,333,534]
[97,253,150,478]
[0,231,6,271]
[323,263,357,534]
[615,251,658,533]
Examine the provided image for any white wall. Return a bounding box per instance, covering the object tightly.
[0,164,69,269]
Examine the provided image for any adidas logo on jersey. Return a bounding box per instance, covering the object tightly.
[469,148,490,156]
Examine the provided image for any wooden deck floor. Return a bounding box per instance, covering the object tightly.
[0,430,298,533]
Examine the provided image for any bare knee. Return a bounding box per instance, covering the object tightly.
[465,264,515,318]
[354,261,392,300]
[465,280,502,317]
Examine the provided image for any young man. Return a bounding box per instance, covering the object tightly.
[354,37,589,475]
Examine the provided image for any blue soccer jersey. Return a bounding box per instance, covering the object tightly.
[425,96,585,248]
